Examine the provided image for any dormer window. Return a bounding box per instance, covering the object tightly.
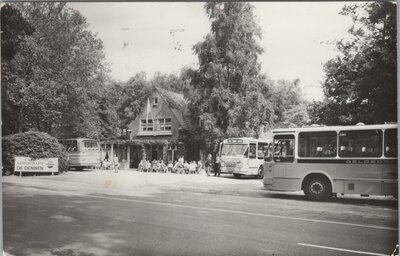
[153,97,158,106]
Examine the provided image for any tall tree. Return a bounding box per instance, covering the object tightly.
[188,2,275,151]
[1,4,34,135]
[271,79,309,128]
[3,3,109,138]
[309,2,396,125]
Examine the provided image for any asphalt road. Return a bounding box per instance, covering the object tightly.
[2,171,398,256]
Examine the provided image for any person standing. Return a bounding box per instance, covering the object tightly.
[205,154,213,176]
[214,155,221,177]
[113,154,119,173]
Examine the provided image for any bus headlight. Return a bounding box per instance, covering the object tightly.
[237,162,243,168]
[221,161,225,167]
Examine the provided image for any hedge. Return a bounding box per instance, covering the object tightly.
[2,131,68,175]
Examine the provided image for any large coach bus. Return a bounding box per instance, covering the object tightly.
[263,123,397,200]
[220,137,270,178]
[59,138,101,170]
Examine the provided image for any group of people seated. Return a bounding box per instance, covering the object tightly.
[138,158,203,174]
[101,153,119,171]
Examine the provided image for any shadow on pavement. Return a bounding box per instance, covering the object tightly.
[265,192,398,207]
[221,175,261,180]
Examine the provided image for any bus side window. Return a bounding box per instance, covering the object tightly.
[263,145,272,161]
[258,143,267,159]
[249,143,256,159]
[299,132,337,158]
[339,130,382,158]
[273,136,295,162]
[384,129,397,157]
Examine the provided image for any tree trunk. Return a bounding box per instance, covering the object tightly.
[17,103,24,133]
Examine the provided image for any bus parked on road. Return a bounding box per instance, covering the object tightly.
[263,123,398,200]
[59,138,101,170]
[220,137,270,178]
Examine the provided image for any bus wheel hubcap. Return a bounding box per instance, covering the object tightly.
[310,181,324,194]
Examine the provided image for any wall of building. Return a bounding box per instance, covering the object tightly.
[129,91,182,142]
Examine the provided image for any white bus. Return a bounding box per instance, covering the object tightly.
[59,138,101,170]
[263,123,397,200]
[220,137,270,178]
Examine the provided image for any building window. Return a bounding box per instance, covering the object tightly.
[155,118,172,131]
[153,97,158,106]
[141,119,153,131]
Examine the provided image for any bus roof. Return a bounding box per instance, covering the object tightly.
[222,137,270,143]
[273,123,398,134]
[59,138,97,141]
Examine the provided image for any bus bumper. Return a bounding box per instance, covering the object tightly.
[220,166,234,174]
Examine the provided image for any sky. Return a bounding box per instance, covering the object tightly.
[68,2,354,101]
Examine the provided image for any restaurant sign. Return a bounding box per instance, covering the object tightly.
[14,157,58,175]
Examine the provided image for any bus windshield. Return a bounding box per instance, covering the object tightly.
[221,144,248,156]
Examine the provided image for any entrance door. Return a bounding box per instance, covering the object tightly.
[151,150,158,161]
[130,145,141,168]
[150,145,162,161]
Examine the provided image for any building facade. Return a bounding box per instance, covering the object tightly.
[126,87,198,168]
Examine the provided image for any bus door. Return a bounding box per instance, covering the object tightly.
[247,142,258,171]
[382,128,398,196]
[272,135,295,178]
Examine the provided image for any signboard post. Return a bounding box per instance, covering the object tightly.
[14,157,59,176]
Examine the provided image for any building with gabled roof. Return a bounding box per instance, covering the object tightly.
[125,87,197,167]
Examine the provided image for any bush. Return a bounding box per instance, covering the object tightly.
[2,131,68,175]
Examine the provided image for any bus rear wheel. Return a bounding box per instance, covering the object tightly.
[304,175,332,201]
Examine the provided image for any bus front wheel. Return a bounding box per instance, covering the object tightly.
[233,174,241,178]
[257,166,264,179]
[304,175,332,201]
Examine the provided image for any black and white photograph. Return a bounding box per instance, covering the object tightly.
[1,1,398,255]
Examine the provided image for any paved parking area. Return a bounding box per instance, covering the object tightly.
[3,170,398,256]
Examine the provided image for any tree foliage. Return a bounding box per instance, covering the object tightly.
[309,2,396,125]
[2,3,114,139]
[2,131,68,174]
[151,72,190,95]
[2,2,310,144]
[1,4,33,62]
[188,2,275,150]
[1,4,34,135]
[116,72,152,130]
[271,79,309,128]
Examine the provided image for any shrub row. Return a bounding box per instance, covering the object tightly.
[2,131,68,175]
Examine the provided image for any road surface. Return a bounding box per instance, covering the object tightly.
[3,171,398,256]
